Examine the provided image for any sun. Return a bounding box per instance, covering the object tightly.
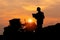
[27,19,33,23]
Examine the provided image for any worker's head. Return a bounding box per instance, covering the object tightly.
[37,7,41,11]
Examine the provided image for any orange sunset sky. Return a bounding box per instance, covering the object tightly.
[0,0,60,35]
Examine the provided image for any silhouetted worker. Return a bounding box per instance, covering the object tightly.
[3,18,22,40]
[32,7,45,32]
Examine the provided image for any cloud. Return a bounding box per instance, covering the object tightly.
[43,17,60,27]
[44,1,60,18]
[0,0,60,12]
[20,0,60,11]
